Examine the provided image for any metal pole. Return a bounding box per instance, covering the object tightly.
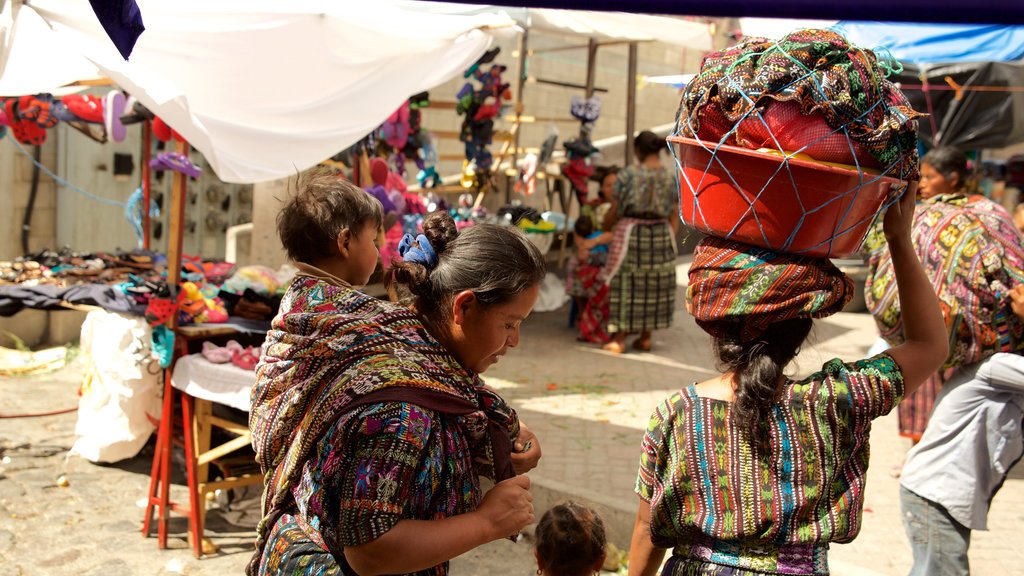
[625,42,638,166]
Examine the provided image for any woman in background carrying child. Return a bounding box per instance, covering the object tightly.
[600,131,678,354]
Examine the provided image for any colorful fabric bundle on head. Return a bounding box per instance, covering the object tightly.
[864,193,1024,369]
[677,28,922,179]
[688,235,853,341]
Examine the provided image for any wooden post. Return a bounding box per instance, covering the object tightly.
[511,27,529,173]
[584,38,598,99]
[142,121,152,249]
[625,42,638,166]
[165,139,188,299]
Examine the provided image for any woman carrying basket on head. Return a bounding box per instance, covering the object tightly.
[628,30,947,575]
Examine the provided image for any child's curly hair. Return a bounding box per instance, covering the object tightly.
[276,168,383,264]
[535,500,606,576]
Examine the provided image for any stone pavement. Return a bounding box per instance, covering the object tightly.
[1,258,1022,575]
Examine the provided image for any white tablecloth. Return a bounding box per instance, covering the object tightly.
[170,353,254,412]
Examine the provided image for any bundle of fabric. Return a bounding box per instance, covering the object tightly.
[677,29,922,180]
[687,235,853,341]
[864,194,1024,369]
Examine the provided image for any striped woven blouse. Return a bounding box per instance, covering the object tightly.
[636,354,903,575]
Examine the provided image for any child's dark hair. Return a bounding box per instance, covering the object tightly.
[573,215,595,238]
[276,169,383,264]
[712,318,812,451]
[634,130,666,161]
[535,501,606,576]
[922,146,971,192]
[389,211,546,335]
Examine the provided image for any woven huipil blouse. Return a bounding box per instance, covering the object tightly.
[636,354,904,575]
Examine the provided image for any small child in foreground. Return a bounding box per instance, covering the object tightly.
[534,500,607,576]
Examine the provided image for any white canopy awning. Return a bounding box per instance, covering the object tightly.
[410,2,713,50]
[0,1,710,183]
[2,0,516,183]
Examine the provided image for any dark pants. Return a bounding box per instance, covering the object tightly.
[900,486,971,576]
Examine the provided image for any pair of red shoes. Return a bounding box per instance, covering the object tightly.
[201,340,261,371]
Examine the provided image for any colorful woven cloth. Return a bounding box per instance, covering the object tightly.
[248,277,519,575]
[864,193,1024,371]
[677,29,922,180]
[688,236,853,342]
[636,354,904,575]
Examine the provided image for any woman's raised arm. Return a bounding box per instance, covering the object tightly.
[880,182,949,394]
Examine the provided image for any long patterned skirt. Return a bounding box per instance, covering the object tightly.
[607,221,677,334]
[897,372,943,440]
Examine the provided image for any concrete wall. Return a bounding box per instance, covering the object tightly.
[54,118,143,255]
[248,175,295,270]
[1,133,59,260]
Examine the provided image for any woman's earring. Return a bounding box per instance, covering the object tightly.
[536,570,542,576]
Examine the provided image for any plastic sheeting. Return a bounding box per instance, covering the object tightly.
[835,22,1024,64]
[894,61,1024,149]
[740,19,1024,64]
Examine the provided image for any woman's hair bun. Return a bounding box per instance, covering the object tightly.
[421,211,459,256]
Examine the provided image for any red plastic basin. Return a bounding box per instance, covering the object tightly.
[671,136,903,258]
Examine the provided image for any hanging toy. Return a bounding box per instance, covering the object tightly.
[514,153,539,196]
[561,94,603,202]
[456,49,507,185]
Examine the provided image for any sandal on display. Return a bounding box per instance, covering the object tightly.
[150,152,202,178]
[602,341,626,354]
[201,341,232,364]
[201,340,242,364]
[231,346,260,371]
[632,338,652,352]
[60,94,104,123]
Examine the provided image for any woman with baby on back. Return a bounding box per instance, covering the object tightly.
[248,171,544,575]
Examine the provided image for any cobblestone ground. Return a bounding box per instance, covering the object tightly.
[1,271,1021,574]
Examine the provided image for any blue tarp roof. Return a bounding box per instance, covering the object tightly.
[836,22,1024,63]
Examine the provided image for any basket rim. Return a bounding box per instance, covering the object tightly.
[669,135,904,186]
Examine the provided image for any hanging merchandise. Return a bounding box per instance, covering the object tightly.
[513,153,538,196]
[375,91,437,181]
[3,97,47,145]
[416,132,442,189]
[124,187,161,249]
[103,89,129,143]
[149,151,202,178]
[456,47,511,189]
[562,95,602,202]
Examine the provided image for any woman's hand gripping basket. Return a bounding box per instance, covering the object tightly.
[671,29,922,258]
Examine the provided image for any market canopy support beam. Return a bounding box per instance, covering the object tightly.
[625,42,638,166]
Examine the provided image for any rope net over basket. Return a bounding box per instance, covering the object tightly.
[671,29,923,258]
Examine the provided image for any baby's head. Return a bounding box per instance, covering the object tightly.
[573,215,595,239]
[534,501,606,576]
[276,169,383,285]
